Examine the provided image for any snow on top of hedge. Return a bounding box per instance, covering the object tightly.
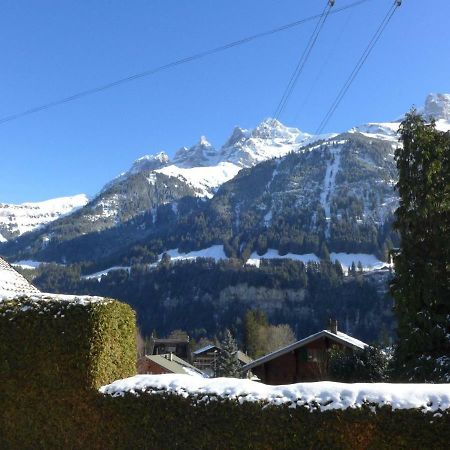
[100,374,450,413]
[0,293,108,306]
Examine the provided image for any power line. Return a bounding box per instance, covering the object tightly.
[274,1,334,121]
[316,0,401,134]
[0,0,371,127]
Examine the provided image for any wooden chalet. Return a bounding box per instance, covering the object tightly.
[241,320,367,385]
[149,337,191,362]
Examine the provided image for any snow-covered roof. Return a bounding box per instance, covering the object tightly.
[242,329,367,372]
[100,374,450,413]
[0,257,41,299]
[143,354,205,377]
[192,344,220,355]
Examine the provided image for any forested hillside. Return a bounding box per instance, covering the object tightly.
[30,258,394,344]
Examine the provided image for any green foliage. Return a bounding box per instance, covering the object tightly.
[0,296,137,448]
[328,346,391,382]
[100,393,450,450]
[32,258,394,344]
[391,112,450,382]
[217,329,241,377]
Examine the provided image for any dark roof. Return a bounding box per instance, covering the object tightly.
[242,330,367,372]
[152,338,189,345]
[192,344,220,355]
[193,345,253,364]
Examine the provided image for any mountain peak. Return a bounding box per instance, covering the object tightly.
[423,93,450,121]
[252,118,301,140]
[173,137,217,167]
[129,152,170,174]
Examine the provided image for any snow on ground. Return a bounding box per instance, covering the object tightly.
[330,253,390,272]
[156,162,241,198]
[0,194,88,238]
[11,260,44,270]
[246,250,319,268]
[0,233,7,243]
[100,374,450,413]
[82,266,131,281]
[161,245,227,263]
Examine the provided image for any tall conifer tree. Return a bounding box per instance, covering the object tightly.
[392,112,450,381]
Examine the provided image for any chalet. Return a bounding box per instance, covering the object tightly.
[192,344,253,377]
[137,353,204,377]
[241,320,367,385]
[149,337,191,362]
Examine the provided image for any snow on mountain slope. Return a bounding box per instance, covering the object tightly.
[0,194,88,241]
[156,162,241,198]
[350,93,450,141]
[173,136,218,167]
[218,118,326,167]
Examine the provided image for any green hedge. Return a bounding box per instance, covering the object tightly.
[99,393,450,450]
[0,295,136,449]
[1,296,449,449]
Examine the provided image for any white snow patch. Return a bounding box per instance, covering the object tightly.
[82,266,131,281]
[160,245,227,263]
[330,253,390,272]
[156,162,241,198]
[100,375,450,413]
[320,146,341,233]
[0,233,7,243]
[12,260,44,270]
[246,250,320,268]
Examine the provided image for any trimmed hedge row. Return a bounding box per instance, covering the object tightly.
[1,296,449,449]
[0,296,136,449]
[101,393,450,450]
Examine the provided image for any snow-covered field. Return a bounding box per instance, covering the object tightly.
[247,250,319,268]
[161,245,228,262]
[246,248,388,272]
[100,374,450,413]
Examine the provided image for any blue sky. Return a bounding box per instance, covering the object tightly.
[1,0,449,203]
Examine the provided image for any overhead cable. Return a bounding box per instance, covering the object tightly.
[315,0,401,134]
[274,1,334,121]
[0,0,371,126]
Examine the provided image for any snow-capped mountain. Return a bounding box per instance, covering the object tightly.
[109,119,322,198]
[2,93,447,266]
[349,93,450,141]
[0,194,88,242]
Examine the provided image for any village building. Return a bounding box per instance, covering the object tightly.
[193,344,253,377]
[148,337,192,362]
[137,353,204,377]
[241,320,367,385]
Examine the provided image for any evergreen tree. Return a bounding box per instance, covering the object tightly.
[329,346,390,382]
[391,112,450,382]
[244,310,268,358]
[217,329,241,378]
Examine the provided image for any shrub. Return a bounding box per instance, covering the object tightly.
[0,294,136,449]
